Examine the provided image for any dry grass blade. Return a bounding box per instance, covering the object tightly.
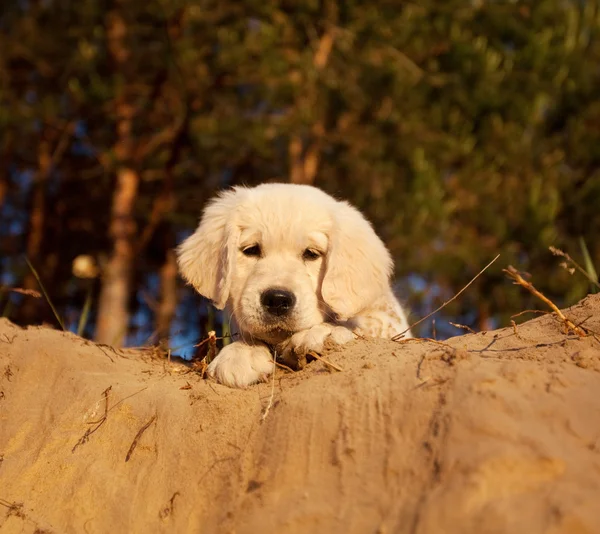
[275,361,296,373]
[578,238,599,290]
[25,257,65,331]
[107,386,148,414]
[550,245,600,290]
[395,337,456,350]
[77,285,93,337]
[510,309,550,319]
[504,265,586,337]
[307,351,343,372]
[392,254,501,340]
[261,351,277,422]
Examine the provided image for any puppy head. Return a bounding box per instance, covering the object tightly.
[177,184,393,343]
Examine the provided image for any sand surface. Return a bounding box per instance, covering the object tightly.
[1,294,600,533]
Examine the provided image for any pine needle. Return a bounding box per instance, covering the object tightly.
[25,257,65,331]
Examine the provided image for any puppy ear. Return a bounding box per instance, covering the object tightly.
[321,202,393,320]
[177,189,241,309]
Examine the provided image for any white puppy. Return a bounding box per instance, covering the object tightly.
[177,183,411,388]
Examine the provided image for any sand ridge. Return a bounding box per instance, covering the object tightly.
[1,294,600,533]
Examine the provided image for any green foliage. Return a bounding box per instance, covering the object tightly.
[1,0,599,338]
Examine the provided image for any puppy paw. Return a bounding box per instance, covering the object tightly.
[207,342,274,388]
[279,324,355,368]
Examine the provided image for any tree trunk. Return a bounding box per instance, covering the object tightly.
[95,7,139,346]
[288,28,334,185]
[95,167,139,345]
[289,135,306,184]
[288,127,324,186]
[149,97,188,345]
[478,301,493,332]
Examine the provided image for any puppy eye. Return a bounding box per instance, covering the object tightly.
[242,244,261,257]
[302,248,321,261]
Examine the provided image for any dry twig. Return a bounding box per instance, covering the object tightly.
[194,332,236,350]
[392,254,501,340]
[510,319,526,341]
[416,354,426,381]
[448,322,476,334]
[206,330,217,363]
[504,265,587,337]
[159,492,180,520]
[0,286,41,298]
[191,358,208,378]
[191,331,238,376]
[0,498,24,518]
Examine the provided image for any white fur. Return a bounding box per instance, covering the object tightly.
[178,183,412,388]
[206,342,273,388]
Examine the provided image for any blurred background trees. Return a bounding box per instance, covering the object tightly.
[1,0,599,354]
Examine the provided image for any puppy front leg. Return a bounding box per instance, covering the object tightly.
[207,341,274,388]
[279,323,355,369]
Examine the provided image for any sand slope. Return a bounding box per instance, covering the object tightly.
[1,295,600,534]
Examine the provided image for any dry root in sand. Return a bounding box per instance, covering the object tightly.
[125,414,157,462]
[504,265,587,337]
[72,386,112,453]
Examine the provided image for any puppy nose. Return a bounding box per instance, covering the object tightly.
[261,288,296,317]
